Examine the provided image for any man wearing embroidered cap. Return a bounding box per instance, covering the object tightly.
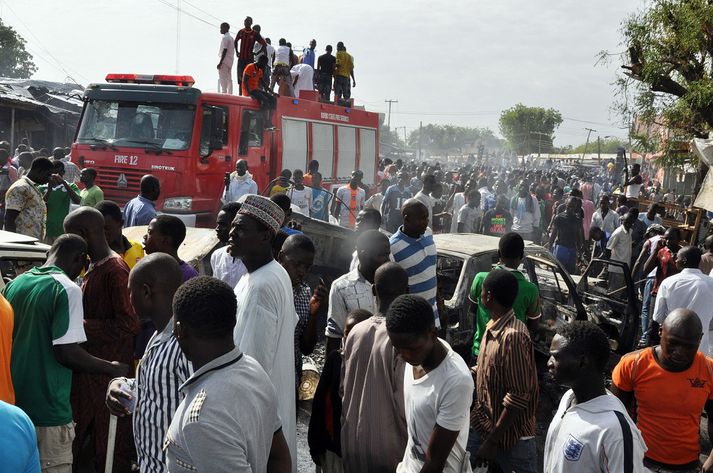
[228,194,298,471]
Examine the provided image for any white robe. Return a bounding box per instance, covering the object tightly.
[233,259,297,471]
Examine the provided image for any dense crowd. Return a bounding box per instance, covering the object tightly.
[2,137,713,473]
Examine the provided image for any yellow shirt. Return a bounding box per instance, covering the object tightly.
[122,240,145,269]
[270,184,289,197]
[335,51,354,78]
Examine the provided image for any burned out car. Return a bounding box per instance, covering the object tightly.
[0,230,51,288]
[435,234,640,357]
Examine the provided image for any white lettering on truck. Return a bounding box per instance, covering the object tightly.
[114,155,139,166]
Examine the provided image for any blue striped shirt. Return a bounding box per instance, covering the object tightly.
[389,227,440,326]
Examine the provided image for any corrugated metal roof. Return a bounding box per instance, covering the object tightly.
[0,77,84,115]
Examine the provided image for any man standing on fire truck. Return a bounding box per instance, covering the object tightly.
[217,22,234,94]
[234,16,265,96]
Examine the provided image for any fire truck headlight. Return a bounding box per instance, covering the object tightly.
[163,197,193,211]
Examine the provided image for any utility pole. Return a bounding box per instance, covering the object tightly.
[418,121,423,161]
[384,99,398,130]
[597,136,601,163]
[396,126,408,143]
[582,128,597,162]
[529,131,549,158]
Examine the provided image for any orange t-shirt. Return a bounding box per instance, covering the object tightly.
[612,348,713,465]
[0,294,15,404]
[241,63,264,96]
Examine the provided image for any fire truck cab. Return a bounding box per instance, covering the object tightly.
[72,73,380,227]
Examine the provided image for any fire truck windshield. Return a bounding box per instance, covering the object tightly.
[76,99,196,151]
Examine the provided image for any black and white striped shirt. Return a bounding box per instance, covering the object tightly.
[129,320,191,473]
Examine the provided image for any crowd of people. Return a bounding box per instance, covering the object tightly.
[3,136,713,473]
[217,16,356,114]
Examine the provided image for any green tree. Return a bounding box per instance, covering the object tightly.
[606,0,713,189]
[405,124,502,156]
[571,137,628,154]
[0,19,36,79]
[498,104,563,155]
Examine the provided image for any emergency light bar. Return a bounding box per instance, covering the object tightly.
[105,74,195,86]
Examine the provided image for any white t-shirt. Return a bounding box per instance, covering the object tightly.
[457,205,482,233]
[274,45,291,65]
[625,182,642,199]
[288,186,312,215]
[219,32,234,68]
[233,260,297,468]
[290,64,314,97]
[544,390,647,473]
[413,191,434,219]
[606,225,632,274]
[210,246,247,289]
[396,342,474,473]
[449,192,466,233]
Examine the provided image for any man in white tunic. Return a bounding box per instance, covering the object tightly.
[227,194,298,470]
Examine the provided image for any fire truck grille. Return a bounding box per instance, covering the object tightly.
[94,167,149,205]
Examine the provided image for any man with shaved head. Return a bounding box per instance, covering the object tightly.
[613,308,713,472]
[64,207,139,472]
[106,253,191,473]
[390,199,441,327]
[341,262,409,473]
[326,230,391,355]
[652,246,713,355]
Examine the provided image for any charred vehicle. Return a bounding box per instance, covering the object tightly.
[434,234,640,357]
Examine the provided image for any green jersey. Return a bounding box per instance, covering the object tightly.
[80,185,104,207]
[38,182,80,237]
[4,266,86,426]
[470,265,540,355]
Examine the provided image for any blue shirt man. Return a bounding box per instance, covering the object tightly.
[124,195,157,228]
[381,172,413,233]
[0,400,41,473]
[124,174,161,228]
[303,40,317,68]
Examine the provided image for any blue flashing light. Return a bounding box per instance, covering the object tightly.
[292,99,299,105]
[345,108,351,113]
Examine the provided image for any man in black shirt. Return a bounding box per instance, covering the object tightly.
[481,195,513,236]
[317,45,336,102]
[549,197,584,274]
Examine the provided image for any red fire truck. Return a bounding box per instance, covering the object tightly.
[71,73,380,227]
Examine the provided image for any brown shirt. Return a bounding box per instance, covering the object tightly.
[472,310,538,450]
[341,315,407,473]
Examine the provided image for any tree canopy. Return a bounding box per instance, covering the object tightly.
[571,136,628,155]
[498,104,563,155]
[405,124,502,155]
[609,0,713,170]
[0,19,36,79]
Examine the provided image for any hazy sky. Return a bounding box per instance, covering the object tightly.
[1,0,643,146]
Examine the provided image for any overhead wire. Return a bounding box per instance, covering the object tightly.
[0,0,87,84]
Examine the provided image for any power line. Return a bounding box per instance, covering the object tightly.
[181,0,224,23]
[155,0,215,28]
